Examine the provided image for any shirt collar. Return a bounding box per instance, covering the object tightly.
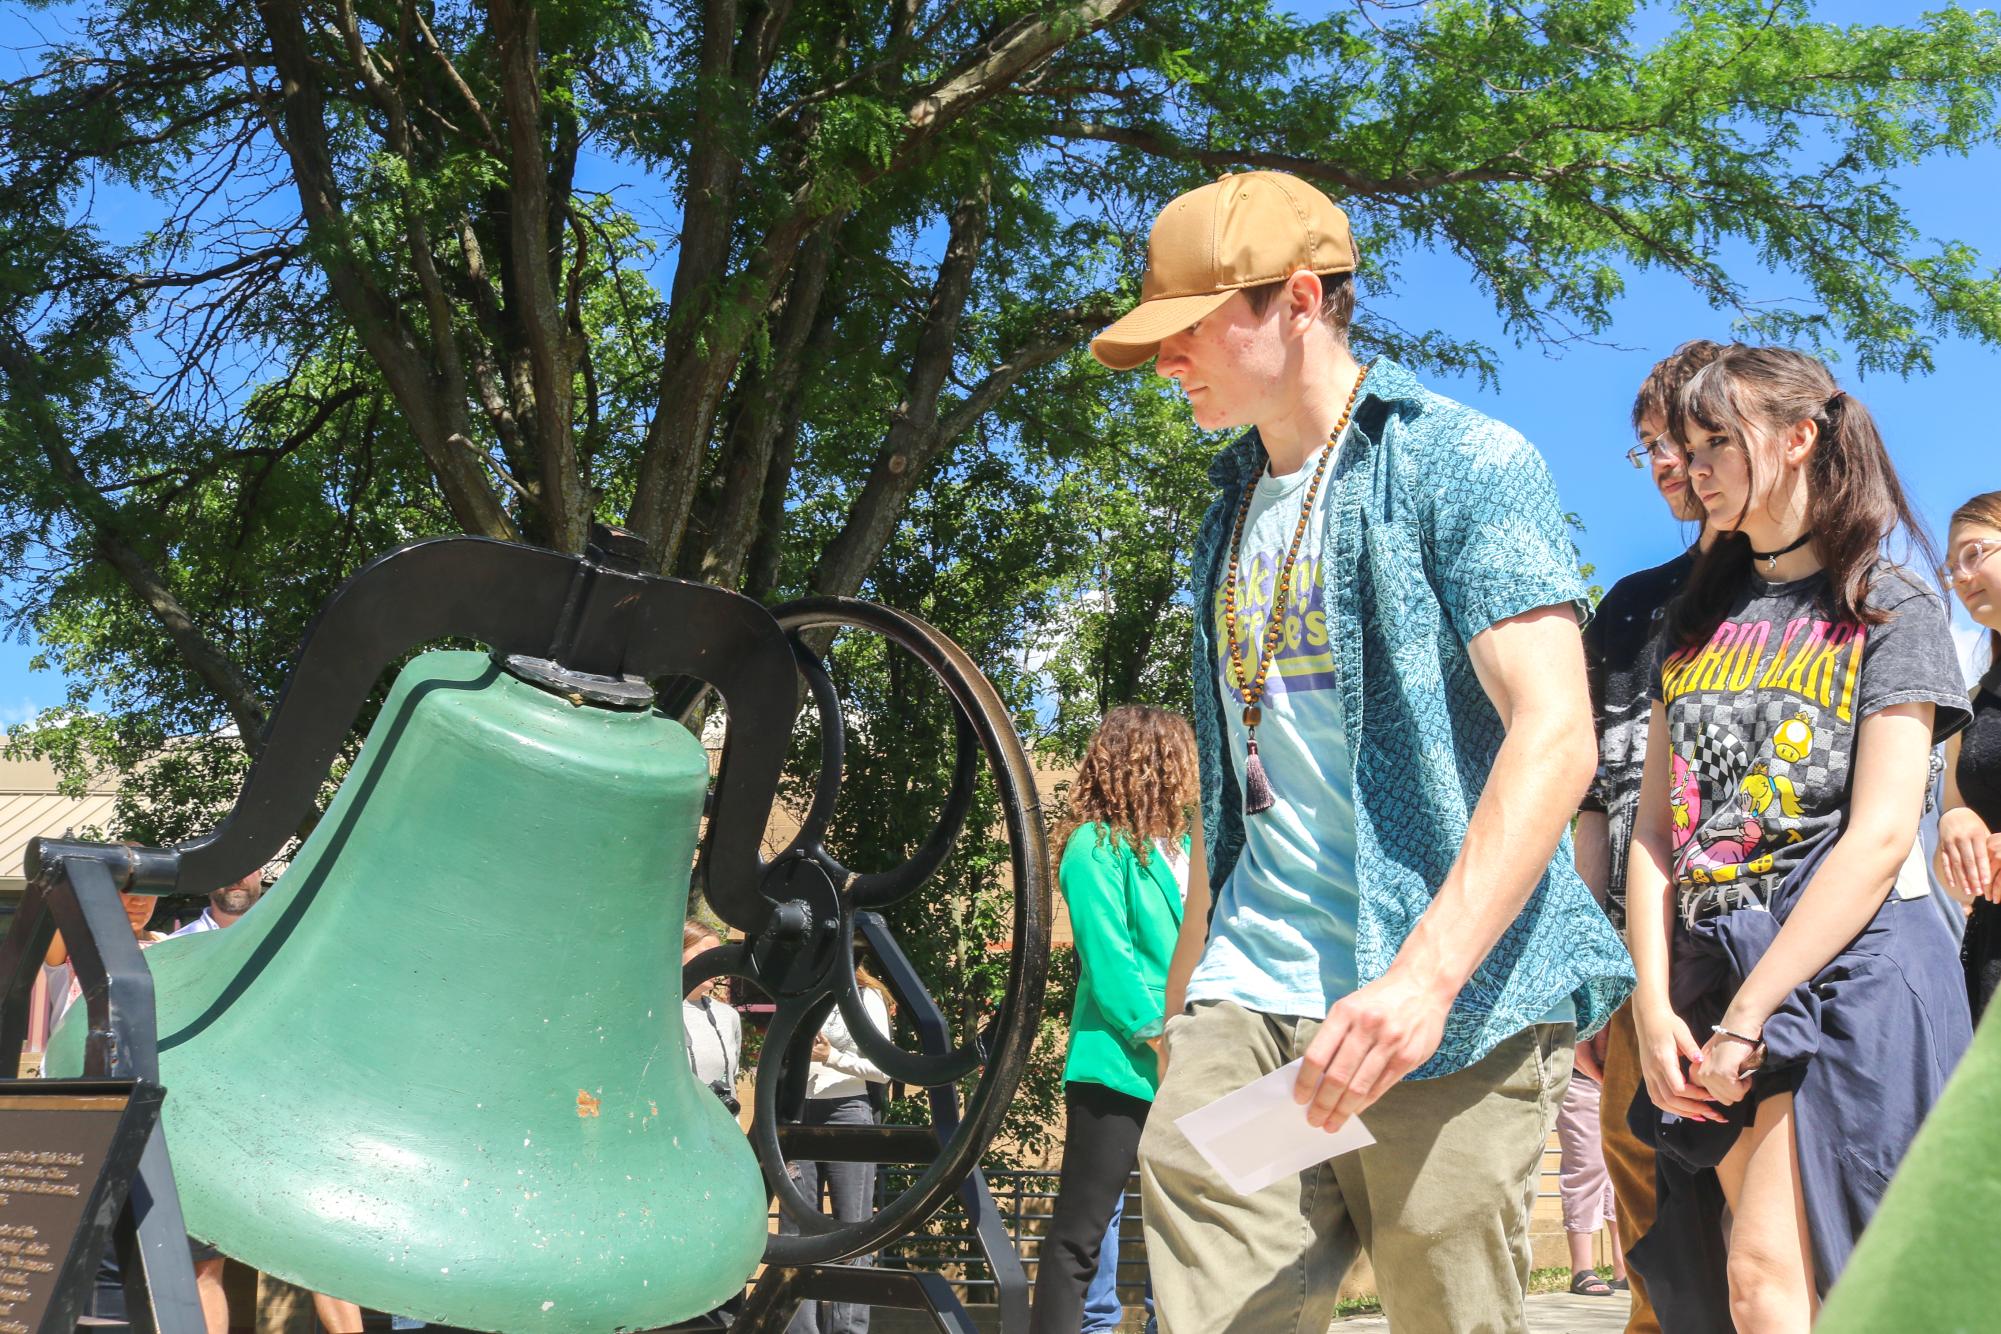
[1353,355,1426,410]
[1205,357,1424,487]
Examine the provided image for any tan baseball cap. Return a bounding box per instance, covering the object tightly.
[1091,172,1358,371]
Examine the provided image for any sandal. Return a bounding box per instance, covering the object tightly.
[1570,1271,1615,1298]
[1609,1277,1630,1292]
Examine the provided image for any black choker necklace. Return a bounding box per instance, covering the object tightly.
[1749,530,1814,571]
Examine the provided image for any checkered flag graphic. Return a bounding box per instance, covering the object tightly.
[1678,711,1757,789]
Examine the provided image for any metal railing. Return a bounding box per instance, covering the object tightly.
[776,1141,1568,1309]
[771,1166,1149,1307]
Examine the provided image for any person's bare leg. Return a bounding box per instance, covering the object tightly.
[312,1293,364,1334]
[1713,1092,1816,1333]
[1568,1229,1598,1277]
[194,1257,228,1334]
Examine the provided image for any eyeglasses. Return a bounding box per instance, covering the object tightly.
[1625,433,1683,469]
[1941,538,1999,589]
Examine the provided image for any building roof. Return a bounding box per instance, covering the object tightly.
[0,757,120,884]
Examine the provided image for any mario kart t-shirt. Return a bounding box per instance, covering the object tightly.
[1650,561,1969,920]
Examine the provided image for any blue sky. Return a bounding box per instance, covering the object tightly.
[2,1,1996,730]
[1365,142,1999,677]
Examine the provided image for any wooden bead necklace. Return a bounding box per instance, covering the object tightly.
[1222,365,1368,814]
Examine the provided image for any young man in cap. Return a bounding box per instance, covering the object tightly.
[1093,171,1634,1333]
[1573,339,1724,1334]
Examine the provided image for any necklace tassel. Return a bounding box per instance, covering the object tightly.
[1243,735,1275,814]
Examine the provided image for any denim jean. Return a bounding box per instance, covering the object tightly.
[780,1094,878,1334]
[1081,1195,1124,1331]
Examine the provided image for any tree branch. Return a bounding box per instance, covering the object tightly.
[904,0,1142,137]
[249,0,514,540]
[628,0,1140,572]
[0,335,269,749]
[490,0,586,550]
[1042,119,1538,196]
[408,0,502,151]
[810,180,1003,599]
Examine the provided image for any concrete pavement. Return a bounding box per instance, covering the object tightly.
[1331,1290,1633,1331]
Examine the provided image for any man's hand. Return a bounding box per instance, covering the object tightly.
[1573,1032,1606,1084]
[1148,1034,1167,1084]
[811,1033,831,1063]
[1294,970,1451,1130]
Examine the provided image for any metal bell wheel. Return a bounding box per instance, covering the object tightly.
[677,598,1052,1276]
[0,526,1051,1334]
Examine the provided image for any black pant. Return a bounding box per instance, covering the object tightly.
[1966,898,2001,1022]
[1030,1081,1150,1334]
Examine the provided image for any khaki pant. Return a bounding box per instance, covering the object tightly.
[1137,999,1573,1334]
[1598,1002,1662,1334]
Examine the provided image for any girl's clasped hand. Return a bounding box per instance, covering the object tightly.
[1936,809,2001,905]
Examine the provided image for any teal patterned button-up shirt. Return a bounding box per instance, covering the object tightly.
[1190,358,1635,1078]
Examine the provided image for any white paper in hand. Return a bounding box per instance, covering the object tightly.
[1173,1058,1376,1195]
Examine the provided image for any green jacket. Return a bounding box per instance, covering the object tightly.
[1059,823,1188,1101]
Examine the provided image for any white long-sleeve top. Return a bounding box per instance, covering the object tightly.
[805,986,892,1101]
[683,996,743,1088]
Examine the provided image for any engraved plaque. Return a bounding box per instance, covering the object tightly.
[0,1081,159,1334]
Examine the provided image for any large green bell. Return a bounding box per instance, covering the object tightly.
[48,649,766,1332]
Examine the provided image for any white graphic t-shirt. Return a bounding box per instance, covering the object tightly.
[1188,437,1363,1019]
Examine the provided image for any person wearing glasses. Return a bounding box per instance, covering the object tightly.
[1572,339,1722,1329]
[1624,346,1972,1328]
[1935,491,2001,1016]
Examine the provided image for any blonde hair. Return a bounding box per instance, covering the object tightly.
[1056,706,1199,863]
[855,961,895,1014]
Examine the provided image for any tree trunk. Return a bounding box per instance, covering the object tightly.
[625,0,749,570]
[744,301,838,603]
[700,224,840,588]
[490,0,588,551]
[252,0,514,541]
[809,181,988,598]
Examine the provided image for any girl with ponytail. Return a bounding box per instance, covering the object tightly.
[1624,346,1974,1328]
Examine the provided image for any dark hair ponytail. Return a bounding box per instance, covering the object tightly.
[1664,346,1938,648]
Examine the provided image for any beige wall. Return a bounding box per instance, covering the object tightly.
[0,757,120,909]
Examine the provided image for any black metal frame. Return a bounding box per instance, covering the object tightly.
[1,1079,169,1334]
[729,914,1031,1333]
[0,529,1051,1334]
[0,849,204,1334]
[677,598,1050,1332]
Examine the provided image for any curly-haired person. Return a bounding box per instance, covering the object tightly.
[1030,706,1198,1333]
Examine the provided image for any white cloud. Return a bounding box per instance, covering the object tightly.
[0,696,45,730]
